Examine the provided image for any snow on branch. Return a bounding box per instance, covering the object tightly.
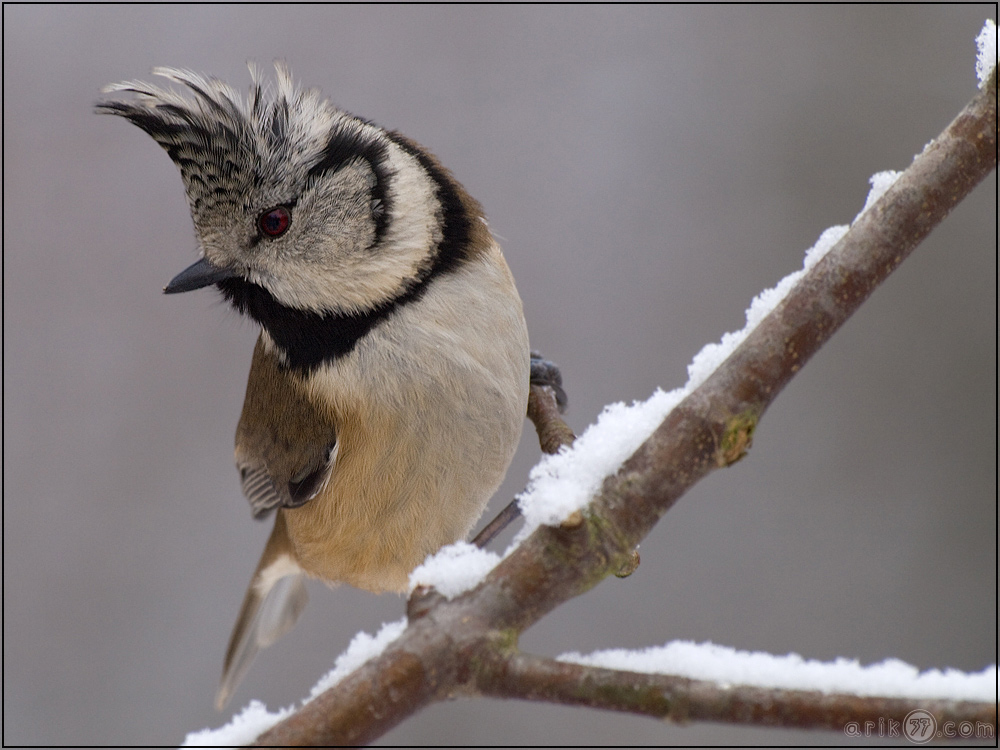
[558,642,996,702]
[484,652,994,735]
[976,18,997,87]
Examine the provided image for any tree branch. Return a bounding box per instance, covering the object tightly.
[477,653,996,732]
[251,68,996,747]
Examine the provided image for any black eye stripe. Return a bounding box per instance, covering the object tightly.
[309,129,391,243]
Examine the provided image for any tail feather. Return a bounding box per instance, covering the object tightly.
[216,511,308,711]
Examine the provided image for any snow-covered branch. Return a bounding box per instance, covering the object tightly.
[183,23,997,748]
[477,650,994,733]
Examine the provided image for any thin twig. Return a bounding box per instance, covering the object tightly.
[472,384,576,548]
[526,383,576,455]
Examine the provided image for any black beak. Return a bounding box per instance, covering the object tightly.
[163,257,237,294]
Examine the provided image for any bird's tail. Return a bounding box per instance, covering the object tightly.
[216,511,308,711]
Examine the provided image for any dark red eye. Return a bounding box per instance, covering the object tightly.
[258,206,291,238]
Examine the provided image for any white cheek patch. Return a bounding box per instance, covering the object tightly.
[257,141,444,317]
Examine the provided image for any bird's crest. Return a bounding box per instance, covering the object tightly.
[96,64,342,218]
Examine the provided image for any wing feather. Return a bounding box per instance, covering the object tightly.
[235,335,338,518]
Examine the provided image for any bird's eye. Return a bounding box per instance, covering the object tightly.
[258,206,291,238]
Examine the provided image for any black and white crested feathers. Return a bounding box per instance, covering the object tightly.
[97,64,488,373]
[97,65,346,224]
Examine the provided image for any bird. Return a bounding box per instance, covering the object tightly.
[97,64,532,709]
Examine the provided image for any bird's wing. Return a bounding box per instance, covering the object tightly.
[235,335,338,519]
[216,511,308,710]
[217,335,339,708]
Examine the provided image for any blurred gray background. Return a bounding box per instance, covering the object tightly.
[4,5,996,746]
